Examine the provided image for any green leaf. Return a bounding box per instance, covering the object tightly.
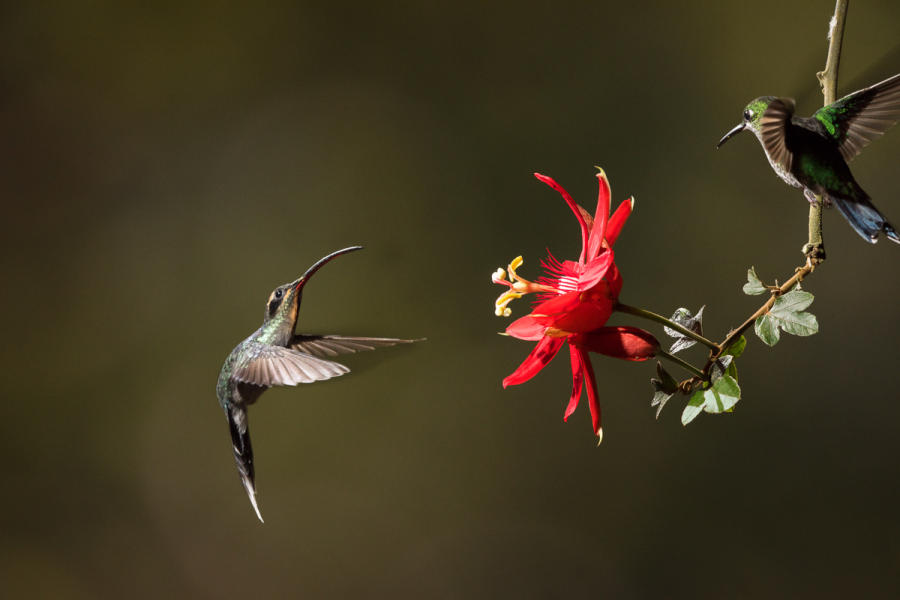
[770,290,814,315]
[681,376,742,425]
[725,359,739,382]
[705,375,740,413]
[743,267,767,295]
[681,389,707,425]
[723,336,746,358]
[777,310,819,337]
[754,289,818,344]
[755,314,781,346]
[709,355,733,383]
[664,306,705,354]
[650,361,678,419]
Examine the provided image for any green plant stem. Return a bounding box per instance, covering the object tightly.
[708,263,813,367]
[657,350,705,379]
[615,302,720,351]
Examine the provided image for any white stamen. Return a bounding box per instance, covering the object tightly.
[557,275,579,293]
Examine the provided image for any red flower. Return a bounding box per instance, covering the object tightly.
[492,171,658,440]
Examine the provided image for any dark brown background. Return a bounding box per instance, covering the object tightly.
[2,1,899,597]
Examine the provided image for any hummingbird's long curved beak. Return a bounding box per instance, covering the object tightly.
[717,123,746,148]
[292,245,363,291]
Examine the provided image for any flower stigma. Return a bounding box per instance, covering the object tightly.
[492,256,554,317]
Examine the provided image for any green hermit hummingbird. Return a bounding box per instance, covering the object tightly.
[216,246,420,522]
[717,73,900,244]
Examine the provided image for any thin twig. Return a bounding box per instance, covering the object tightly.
[806,0,849,263]
[657,350,705,379]
[709,263,814,367]
[615,302,720,351]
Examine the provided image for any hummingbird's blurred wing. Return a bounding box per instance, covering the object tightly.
[758,97,796,173]
[289,335,421,358]
[813,73,900,162]
[233,342,349,386]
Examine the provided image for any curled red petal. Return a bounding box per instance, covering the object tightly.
[576,250,614,291]
[585,171,611,260]
[534,173,589,264]
[565,343,584,421]
[606,197,634,247]
[505,315,547,341]
[574,326,659,361]
[502,336,565,387]
[578,347,602,435]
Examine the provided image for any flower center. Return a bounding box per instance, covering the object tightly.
[491,256,555,317]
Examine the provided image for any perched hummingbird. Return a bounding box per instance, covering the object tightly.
[216,246,419,521]
[717,72,900,244]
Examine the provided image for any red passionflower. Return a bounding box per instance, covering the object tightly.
[492,171,659,440]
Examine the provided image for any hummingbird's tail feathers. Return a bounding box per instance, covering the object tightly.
[828,192,897,244]
[227,406,264,522]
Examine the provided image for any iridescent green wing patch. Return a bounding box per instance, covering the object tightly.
[813,73,900,162]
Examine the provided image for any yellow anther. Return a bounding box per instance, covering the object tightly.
[507,256,525,280]
[494,289,523,317]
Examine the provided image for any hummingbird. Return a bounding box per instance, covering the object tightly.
[216,246,420,522]
[717,72,900,244]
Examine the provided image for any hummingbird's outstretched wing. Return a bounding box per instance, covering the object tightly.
[232,342,349,387]
[758,97,796,173]
[813,72,900,162]
[289,335,421,358]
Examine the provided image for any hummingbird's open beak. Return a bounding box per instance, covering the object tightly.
[292,245,363,291]
[717,123,746,148]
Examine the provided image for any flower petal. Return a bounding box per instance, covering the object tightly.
[574,326,659,361]
[577,250,614,291]
[505,315,547,341]
[577,347,602,436]
[605,264,623,299]
[502,336,565,388]
[531,291,614,333]
[534,173,589,264]
[565,343,584,421]
[585,170,611,260]
[606,197,634,247]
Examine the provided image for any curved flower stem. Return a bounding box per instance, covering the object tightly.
[657,350,705,379]
[615,302,720,351]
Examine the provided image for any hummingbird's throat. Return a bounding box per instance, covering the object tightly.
[491,256,562,317]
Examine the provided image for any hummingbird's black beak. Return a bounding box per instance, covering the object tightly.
[293,245,363,291]
[717,123,746,148]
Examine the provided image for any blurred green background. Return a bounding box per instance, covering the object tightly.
[2,1,899,597]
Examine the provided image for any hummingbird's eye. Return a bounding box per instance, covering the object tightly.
[274,289,283,299]
[743,109,753,121]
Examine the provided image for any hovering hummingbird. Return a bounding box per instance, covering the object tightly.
[717,72,900,244]
[216,246,420,522]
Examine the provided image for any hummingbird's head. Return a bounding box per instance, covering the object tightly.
[717,96,778,147]
[262,246,363,327]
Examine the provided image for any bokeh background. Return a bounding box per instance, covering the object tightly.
[2,1,899,597]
